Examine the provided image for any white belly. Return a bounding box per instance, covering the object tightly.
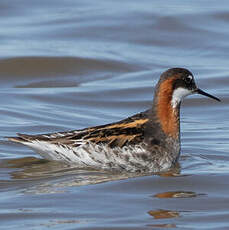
[23,140,174,172]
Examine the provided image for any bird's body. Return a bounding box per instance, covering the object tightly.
[10,111,180,172]
[8,68,220,173]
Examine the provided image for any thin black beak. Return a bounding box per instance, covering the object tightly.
[195,88,221,102]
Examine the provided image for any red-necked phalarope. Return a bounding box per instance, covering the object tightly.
[8,68,220,172]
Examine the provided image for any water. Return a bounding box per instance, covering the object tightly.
[0,0,228,229]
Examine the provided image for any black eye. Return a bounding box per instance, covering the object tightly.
[185,75,192,84]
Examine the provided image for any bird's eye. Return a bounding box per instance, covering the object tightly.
[185,75,192,83]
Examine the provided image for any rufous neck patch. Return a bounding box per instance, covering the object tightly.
[156,77,180,138]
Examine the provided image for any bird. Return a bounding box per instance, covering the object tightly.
[8,68,220,173]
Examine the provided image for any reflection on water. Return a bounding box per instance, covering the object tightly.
[1,157,122,193]
[154,191,202,198]
[156,162,181,177]
[148,209,180,219]
[0,157,156,194]
[39,219,85,228]
[0,157,184,195]
[148,223,177,228]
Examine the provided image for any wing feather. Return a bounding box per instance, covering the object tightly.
[8,111,149,148]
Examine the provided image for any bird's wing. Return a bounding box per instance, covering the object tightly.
[8,111,149,148]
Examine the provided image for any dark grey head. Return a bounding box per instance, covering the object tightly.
[157,68,220,108]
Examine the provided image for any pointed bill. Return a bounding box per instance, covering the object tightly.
[195,89,220,102]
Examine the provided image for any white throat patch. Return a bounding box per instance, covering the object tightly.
[171,87,192,108]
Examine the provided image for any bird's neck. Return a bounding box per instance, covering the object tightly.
[152,78,181,139]
[154,95,180,139]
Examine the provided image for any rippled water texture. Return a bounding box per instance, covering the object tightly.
[0,1,228,229]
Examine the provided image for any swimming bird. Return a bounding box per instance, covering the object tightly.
[8,68,220,172]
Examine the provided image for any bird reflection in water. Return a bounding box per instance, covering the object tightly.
[148,209,179,219]
[0,156,182,195]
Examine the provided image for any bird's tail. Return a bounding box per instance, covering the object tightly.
[7,133,32,144]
